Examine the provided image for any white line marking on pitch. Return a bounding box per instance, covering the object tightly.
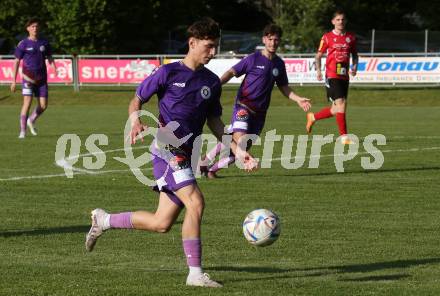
[55,159,97,175]
[271,146,440,161]
[65,145,150,160]
[1,146,439,182]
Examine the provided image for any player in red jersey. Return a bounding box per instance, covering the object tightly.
[306,10,358,144]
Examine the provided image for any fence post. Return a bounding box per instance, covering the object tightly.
[425,29,428,55]
[72,55,80,92]
[371,29,375,55]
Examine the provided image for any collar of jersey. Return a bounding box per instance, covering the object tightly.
[332,30,346,36]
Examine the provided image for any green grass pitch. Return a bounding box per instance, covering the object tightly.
[1,85,440,295]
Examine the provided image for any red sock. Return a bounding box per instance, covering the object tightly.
[314,107,333,120]
[336,112,347,135]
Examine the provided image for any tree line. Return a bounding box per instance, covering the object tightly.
[0,0,438,54]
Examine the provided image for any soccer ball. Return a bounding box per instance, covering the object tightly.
[242,209,280,246]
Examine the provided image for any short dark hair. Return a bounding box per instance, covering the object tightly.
[25,17,40,28]
[263,24,282,38]
[333,9,346,19]
[187,17,220,40]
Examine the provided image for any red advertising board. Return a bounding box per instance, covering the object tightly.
[78,59,160,84]
[0,59,73,83]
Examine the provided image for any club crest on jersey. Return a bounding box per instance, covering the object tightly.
[346,37,351,43]
[236,109,249,121]
[39,45,45,52]
[272,68,279,77]
[200,86,211,99]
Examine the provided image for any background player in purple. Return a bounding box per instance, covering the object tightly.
[200,24,311,178]
[10,17,58,139]
[85,18,257,288]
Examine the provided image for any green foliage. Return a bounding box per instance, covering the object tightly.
[0,0,45,53]
[43,0,113,54]
[0,0,437,54]
[268,0,333,53]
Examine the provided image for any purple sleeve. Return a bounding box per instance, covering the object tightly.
[207,81,222,118]
[14,40,25,59]
[276,60,289,87]
[135,66,166,103]
[232,55,253,77]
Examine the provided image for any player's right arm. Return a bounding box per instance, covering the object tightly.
[11,41,26,93]
[129,65,166,144]
[220,68,236,85]
[315,51,324,81]
[315,35,327,81]
[10,58,20,92]
[128,97,148,145]
[220,55,253,85]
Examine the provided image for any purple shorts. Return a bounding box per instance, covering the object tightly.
[22,80,48,98]
[230,104,265,135]
[151,146,196,208]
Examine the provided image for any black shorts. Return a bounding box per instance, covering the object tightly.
[325,78,349,102]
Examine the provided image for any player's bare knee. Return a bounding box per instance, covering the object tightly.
[40,103,48,111]
[187,200,205,216]
[333,100,345,112]
[185,194,205,216]
[155,221,173,233]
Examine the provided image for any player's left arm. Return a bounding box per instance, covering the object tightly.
[350,35,359,77]
[278,84,311,112]
[46,42,58,75]
[47,54,58,75]
[207,116,258,171]
[350,51,359,77]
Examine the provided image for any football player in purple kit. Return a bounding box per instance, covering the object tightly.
[85,18,257,288]
[200,24,311,178]
[10,17,57,139]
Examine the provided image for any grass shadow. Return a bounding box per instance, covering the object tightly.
[326,258,440,273]
[0,225,90,238]
[207,257,440,283]
[340,274,410,282]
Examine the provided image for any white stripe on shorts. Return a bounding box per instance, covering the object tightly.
[172,168,195,184]
[22,88,33,96]
[232,121,248,130]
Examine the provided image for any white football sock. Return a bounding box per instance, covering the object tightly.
[188,266,203,277]
[103,213,111,230]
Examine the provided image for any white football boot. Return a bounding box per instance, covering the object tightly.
[186,273,223,288]
[85,208,109,252]
[27,119,38,136]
